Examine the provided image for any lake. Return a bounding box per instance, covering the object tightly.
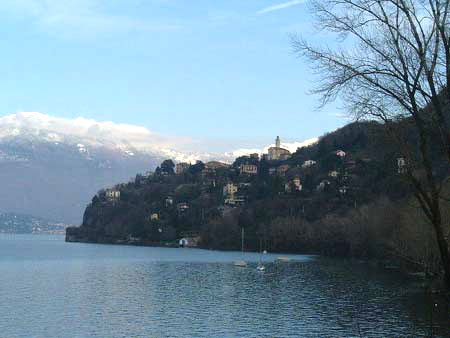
[0,234,448,337]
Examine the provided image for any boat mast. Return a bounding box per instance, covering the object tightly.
[241,227,244,253]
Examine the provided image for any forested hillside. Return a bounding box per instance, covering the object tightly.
[67,120,449,275]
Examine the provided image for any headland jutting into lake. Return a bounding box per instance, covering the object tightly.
[67,121,450,290]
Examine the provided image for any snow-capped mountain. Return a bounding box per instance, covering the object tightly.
[0,112,203,163]
[0,112,317,223]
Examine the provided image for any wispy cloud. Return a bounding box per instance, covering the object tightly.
[257,0,306,15]
[0,0,182,37]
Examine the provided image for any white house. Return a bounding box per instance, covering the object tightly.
[335,150,346,157]
[397,157,406,174]
[179,236,200,248]
[165,196,173,207]
[339,186,349,194]
[317,180,331,191]
[150,213,159,221]
[105,189,120,201]
[302,160,317,168]
[177,202,189,212]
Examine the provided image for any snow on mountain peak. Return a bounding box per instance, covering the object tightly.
[0,112,318,163]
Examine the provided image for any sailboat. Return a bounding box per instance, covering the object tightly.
[233,228,247,267]
[256,239,265,271]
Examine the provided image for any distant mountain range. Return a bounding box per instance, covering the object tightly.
[0,112,317,223]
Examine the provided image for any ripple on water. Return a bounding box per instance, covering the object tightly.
[0,235,448,337]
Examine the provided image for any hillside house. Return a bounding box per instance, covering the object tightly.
[335,150,346,157]
[105,189,120,201]
[317,180,331,191]
[205,161,230,170]
[397,157,406,174]
[150,213,159,221]
[223,183,238,196]
[165,196,173,207]
[143,171,153,178]
[225,195,246,206]
[329,170,339,178]
[285,177,302,192]
[179,236,200,248]
[177,202,189,212]
[176,162,190,175]
[201,167,216,177]
[240,164,258,175]
[339,186,348,195]
[302,160,317,168]
[277,164,290,176]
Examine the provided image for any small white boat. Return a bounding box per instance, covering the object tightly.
[257,263,265,271]
[233,260,247,267]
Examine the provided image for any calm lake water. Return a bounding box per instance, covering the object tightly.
[0,234,448,337]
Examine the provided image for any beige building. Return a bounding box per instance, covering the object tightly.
[240,164,258,175]
[176,162,190,175]
[329,170,339,178]
[225,195,246,206]
[205,161,230,170]
[267,136,291,161]
[223,183,238,196]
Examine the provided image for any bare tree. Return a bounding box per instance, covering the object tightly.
[292,0,450,289]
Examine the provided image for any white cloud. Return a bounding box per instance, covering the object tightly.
[0,0,181,37]
[0,112,318,163]
[257,0,306,15]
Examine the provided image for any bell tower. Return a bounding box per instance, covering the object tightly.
[276,136,281,148]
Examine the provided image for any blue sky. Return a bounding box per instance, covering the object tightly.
[0,0,347,149]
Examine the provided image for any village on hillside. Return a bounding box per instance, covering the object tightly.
[74,128,410,250]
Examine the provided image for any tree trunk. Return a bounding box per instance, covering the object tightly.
[431,214,450,290]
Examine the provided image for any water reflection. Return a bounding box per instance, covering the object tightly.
[0,235,448,337]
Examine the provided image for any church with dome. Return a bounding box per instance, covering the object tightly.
[267,136,291,161]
